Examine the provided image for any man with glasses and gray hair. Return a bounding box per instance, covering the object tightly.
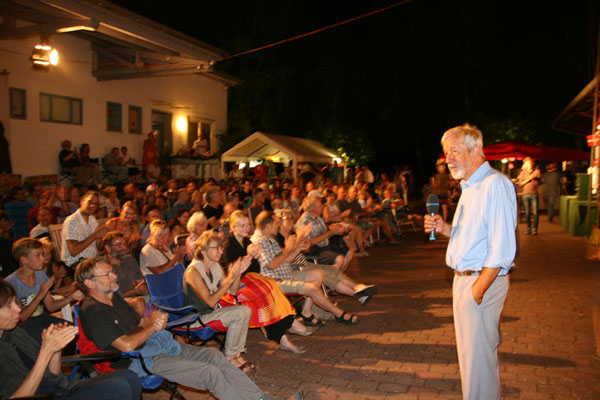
[101,231,147,300]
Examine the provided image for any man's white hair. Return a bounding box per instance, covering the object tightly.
[441,123,484,158]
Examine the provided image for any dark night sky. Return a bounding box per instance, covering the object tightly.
[113,0,597,180]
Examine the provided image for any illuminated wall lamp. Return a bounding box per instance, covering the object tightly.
[31,42,59,68]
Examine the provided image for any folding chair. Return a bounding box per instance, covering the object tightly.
[48,223,63,259]
[145,263,227,347]
[72,305,186,400]
[390,207,417,232]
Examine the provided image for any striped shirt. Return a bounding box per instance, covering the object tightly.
[250,230,293,281]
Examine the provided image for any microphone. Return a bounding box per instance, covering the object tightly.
[426,194,440,241]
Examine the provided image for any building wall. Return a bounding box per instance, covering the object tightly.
[0,34,228,178]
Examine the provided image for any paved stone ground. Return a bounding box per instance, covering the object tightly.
[145,217,600,399]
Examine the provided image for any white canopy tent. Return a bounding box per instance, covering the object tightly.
[220,131,342,179]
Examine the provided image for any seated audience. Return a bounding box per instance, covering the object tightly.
[76,143,100,185]
[101,231,147,300]
[101,186,120,217]
[6,238,84,341]
[39,237,75,297]
[203,187,224,228]
[169,208,191,242]
[76,257,277,400]
[30,206,53,239]
[60,191,108,270]
[0,279,142,400]
[186,211,208,258]
[223,211,311,354]
[146,158,164,183]
[104,201,141,251]
[140,220,186,275]
[103,147,128,183]
[172,188,192,215]
[58,139,78,173]
[296,193,355,272]
[140,205,162,247]
[184,231,255,370]
[251,211,360,327]
[323,190,370,257]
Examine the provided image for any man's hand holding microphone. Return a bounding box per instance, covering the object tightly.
[424,194,451,239]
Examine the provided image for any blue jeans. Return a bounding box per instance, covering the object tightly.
[60,370,141,400]
[522,194,539,231]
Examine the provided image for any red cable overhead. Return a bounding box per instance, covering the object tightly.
[213,0,413,63]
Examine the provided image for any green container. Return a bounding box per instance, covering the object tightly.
[560,195,578,227]
[567,199,597,236]
[576,173,590,200]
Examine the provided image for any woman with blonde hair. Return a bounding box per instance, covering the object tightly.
[184,231,255,371]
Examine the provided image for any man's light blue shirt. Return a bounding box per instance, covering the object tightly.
[446,161,517,275]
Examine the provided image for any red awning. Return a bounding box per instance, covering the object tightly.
[483,141,589,161]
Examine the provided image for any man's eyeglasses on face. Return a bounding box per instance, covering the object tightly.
[93,270,117,279]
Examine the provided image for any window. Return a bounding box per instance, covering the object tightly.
[39,93,82,124]
[9,88,26,119]
[128,106,142,134]
[107,102,122,132]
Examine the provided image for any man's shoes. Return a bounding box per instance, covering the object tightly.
[533,229,538,235]
[354,285,377,305]
[357,251,370,257]
[526,229,531,235]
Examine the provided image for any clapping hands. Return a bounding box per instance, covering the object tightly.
[41,323,78,354]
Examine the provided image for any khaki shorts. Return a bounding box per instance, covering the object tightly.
[277,269,311,293]
[277,265,341,292]
[300,264,340,290]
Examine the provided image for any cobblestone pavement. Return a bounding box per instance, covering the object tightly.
[145,218,600,399]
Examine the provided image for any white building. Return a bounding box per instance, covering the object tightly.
[0,0,237,179]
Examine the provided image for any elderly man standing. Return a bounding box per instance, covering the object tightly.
[424,124,516,400]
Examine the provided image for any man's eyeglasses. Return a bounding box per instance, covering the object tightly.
[93,270,117,279]
[208,246,223,251]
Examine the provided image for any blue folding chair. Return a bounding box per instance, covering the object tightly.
[71,304,186,400]
[145,263,227,346]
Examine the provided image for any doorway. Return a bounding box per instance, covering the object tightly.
[151,110,172,168]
